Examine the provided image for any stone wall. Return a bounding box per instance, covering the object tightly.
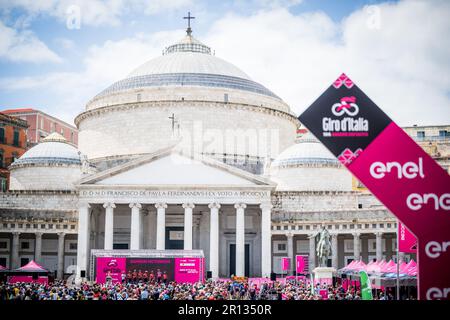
[271,191,359,213]
[0,190,78,211]
[77,101,298,160]
[9,165,82,191]
[269,166,353,192]
[85,86,292,114]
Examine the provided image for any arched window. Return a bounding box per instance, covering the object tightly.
[0,149,4,168]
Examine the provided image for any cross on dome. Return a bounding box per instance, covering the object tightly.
[183,11,195,35]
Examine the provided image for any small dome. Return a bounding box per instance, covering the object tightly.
[271,132,338,168]
[12,133,81,166]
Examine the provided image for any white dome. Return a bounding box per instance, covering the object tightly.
[94,34,280,100]
[269,132,352,192]
[271,132,338,167]
[13,133,81,166]
[9,133,83,191]
[128,52,251,80]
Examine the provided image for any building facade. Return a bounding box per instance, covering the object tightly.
[1,108,78,147]
[0,28,447,280]
[0,112,28,191]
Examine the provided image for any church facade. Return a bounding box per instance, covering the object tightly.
[1,27,447,280]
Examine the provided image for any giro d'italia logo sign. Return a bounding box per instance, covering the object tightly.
[299,73,450,300]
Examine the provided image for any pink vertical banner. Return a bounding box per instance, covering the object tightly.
[398,222,417,253]
[296,255,306,274]
[281,257,290,271]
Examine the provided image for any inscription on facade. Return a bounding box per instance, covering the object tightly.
[79,189,271,203]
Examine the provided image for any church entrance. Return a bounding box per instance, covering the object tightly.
[165,226,184,249]
[229,244,250,277]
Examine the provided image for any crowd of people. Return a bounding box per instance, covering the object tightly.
[0,278,403,301]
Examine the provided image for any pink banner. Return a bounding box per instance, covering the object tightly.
[281,257,290,271]
[299,73,450,300]
[348,122,450,299]
[398,222,417,253]
[319,289,328,300]
[174,258,203,283]
[96,257,126,283]
[8,276,48,284]
[296,255,307,274]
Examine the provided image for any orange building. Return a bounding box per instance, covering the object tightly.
[0,112,28,191]
[1,108,78,146]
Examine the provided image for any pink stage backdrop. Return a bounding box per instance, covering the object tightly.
[174,258,204,283]
[96,257,126,283]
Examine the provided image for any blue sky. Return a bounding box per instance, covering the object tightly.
[0,0,448,126]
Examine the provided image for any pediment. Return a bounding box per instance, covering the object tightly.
[79,148,274,187]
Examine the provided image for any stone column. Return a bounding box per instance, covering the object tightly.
[208,202,220,278]
[353,232,361,261]
[11,232,20,269]
[260,202,272,278]
[155,202,167,250]
[182,203,195,250]
[57,232,65,279]
[287,233,294,275]
[103,202,116,250]
[331,233,338,269]
[130,203,142,250]
[234,203,246,277]
[76,203,90,280]
[375,232,383,261]
[34,232,43,263]
[308,234,316,271]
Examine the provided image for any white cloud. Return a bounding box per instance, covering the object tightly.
[0,20,61,63]
[0,30,183,122]
[1,0,449,126]
[252,0,303,8]
[54,37,75,50]
[204,0,450,125]
[0,0,192,27]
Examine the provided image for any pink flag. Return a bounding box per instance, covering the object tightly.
[398,222,417,253]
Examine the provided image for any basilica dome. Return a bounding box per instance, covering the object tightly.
[75,30,299,171]
[268,131,352,191]
[9,133,83,191]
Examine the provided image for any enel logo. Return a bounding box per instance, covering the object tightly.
[406,193,450,211]
[426,287,450,300]
[425,241,450,259]
[369,158,425,179]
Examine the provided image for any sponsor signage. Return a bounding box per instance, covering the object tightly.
[175,258,205,283]
[96,257,127,283]
[299,73,450,300]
